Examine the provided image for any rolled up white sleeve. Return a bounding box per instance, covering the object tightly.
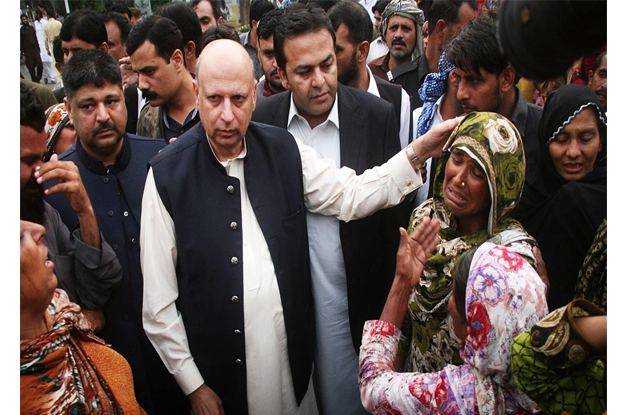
[296,138,422,221]
[140,169,204,396]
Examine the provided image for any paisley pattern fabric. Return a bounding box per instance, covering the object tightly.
[416,52,455,138]
[399,112,537,373]
[574,218,607,311]
[511,299,606,415]
[20,289,126,414]
[359,242,548,414]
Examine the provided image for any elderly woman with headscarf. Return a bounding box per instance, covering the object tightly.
[359,227,549,414]
[395,112,540,375]
[515,84,607,311]
[20,220,146,414]
[44,102,76,161]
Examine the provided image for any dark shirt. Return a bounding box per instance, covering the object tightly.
[508,86,543,175]
[20,24,40,60]
[45,135,189,415]
[369,53,430,111]
[162,107,200,143]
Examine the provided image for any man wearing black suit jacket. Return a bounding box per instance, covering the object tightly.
[251,5,413,415]
[328,0,413,148]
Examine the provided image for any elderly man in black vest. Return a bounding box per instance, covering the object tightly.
[140,38,460,415]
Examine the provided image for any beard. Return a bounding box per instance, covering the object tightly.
[21,180,46,225]
[338,52,360,86]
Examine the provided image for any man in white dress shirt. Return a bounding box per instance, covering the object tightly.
[141,38,458,415]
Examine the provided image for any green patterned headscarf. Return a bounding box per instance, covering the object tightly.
[406,112,530,312]
[432,111,526,236]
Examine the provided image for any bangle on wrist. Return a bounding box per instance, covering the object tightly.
[405,144,424,171]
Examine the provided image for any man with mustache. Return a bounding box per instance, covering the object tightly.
[252,4,414,414]
[43,48,189,415]
[588,51,607,112]
[368,0,423,110]
[20,82,122,328]
[128,15,199,143]
[446,13,543,175]
[255,8,287,105]
[369,0,477,111]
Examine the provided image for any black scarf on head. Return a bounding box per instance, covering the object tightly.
[516,84,607,310]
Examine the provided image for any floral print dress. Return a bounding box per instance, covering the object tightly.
[398,112,538,373]
[359,243,549,415]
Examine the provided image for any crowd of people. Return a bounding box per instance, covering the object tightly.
[19,0,607,414]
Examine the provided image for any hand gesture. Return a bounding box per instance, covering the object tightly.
[119,56,138,90]
[413,116,464,160]
[394,217,440,289]
[189,384,224,415]
[35,154,93,217]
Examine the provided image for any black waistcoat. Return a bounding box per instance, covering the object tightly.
[149,121,314,415]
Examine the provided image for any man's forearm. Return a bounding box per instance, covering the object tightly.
[76,206,101,249]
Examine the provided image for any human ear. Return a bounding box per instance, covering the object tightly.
[356,41,369,63]
[278,67,289,90]
[500,66,515,93]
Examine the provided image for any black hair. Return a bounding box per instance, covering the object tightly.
[257,8,284,40]
[21,13,28,20]
[156,2,203,58]
[593,51,606,72]
[130,7,142,18]
[20,82,46,133]
[372,0,390,15]
[62,48,123,102]
[250,0,276,23]
[298,0,340,13]
[274,3,336,71]
[451,245,479,324]
[110,4,132,21]
[428,0,477,35]
[102,11,132,45]
[35,9,43,20]
[126,15,184,63]
[60,10,108,48]
[446,13,507,76]
[190,0,223,20]
[201,23,241,49]
[328,0,372,46]
[52,35,63,64]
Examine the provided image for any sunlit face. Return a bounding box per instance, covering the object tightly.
[20,126,46,191]
[334,24,359,86]
[258,35,284,93]
[105,20,126,62]
[66,81,127,163]
[20,220,57,310]
[197,47,257,161]
[548,107,602,181]
[589,54,607,111]
[448,292,468,341]
[384,15,416,63]
[454,67,503,114]
[443,148,491,233]
[130,40,183,107]
[193,0,222,32]
[279,29,338,129]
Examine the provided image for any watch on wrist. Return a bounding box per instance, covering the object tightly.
[405,144,424,171]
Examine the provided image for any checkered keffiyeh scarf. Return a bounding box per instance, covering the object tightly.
[416,51,455,138]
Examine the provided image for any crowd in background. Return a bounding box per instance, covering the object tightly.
[20,0,607,414]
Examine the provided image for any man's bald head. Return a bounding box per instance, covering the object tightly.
[197,39,255,91]
[195,39,258,161]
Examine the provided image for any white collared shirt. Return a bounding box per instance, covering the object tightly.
[140,124,421,414]
[367,66,412,149]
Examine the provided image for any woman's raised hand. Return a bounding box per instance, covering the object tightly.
[394,217,440,289]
